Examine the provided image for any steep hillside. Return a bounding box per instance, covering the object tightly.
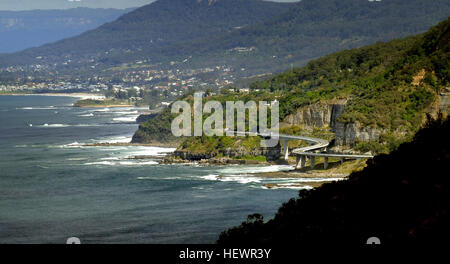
[133,18,450,157]
[0,0,293,67]
[156,0,450,73]
[251,17,450,152]
[1,0,449,83]
[217,115,450,245]
[0,8,133,53]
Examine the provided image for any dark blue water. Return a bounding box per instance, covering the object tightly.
[0,95,299,244]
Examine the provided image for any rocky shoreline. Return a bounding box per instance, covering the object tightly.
[82,142,180,148]
[84,140,362,190]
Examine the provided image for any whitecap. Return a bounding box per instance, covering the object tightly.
[262,184,314,190]
[79,113,94,117]
[100,157,121,161]
[199,174,262,184]
[18,106,56,110]
[61,142,82,148]
[112,116,138,123]
[200,174,220,181]
[84,160,158,166]
[66,158,88,161]
[219,175,262,184]
[216,165,294,175]
[92,108,111,112]
[138,161,159,165]
[288,177,345,182]
[39,124,70,128]
[96,136,132,144]
[127,146,176,157]
[112,110,139,115]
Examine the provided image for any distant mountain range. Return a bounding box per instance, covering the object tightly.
[1,0,449,83]
[0,7,133,53]
[0,0,154,11]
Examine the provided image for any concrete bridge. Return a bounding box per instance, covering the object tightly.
[235,131,373,170]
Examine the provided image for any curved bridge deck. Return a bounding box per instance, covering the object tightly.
[235,130,373,169]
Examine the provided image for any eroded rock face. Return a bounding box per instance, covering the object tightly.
[283,100,382,146]
[334,122,383,146]
[284,103,334,128]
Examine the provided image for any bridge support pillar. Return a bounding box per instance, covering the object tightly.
[295,155,306,169]
[282,139,289,160]
[310,156,315,169]
[324,157,329,169]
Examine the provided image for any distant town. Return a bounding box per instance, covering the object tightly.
[0,59,266,107]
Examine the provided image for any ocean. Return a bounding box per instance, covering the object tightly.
[0,95,300,244]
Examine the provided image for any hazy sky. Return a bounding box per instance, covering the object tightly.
[0,0,301,11]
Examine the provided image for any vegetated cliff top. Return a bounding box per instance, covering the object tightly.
[252,17,450,132]
[133,18,449,155]
[217,115,450,245]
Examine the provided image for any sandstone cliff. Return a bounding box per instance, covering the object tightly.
[282,100,383,146]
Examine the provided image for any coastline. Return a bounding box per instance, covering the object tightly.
[159,153,366,189]
[83,141,180,148]
[0,92,105,100]
[75,104,135,108]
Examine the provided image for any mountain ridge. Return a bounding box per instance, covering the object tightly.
[1,0,449,87]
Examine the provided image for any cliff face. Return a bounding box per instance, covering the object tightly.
[283,100,382,146]
[333,122,383,146]
[283,102,342,128]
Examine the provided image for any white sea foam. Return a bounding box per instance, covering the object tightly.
[84,160,158,166]
[127,146,176,157]
[38,123,100,128]
[66,158,88,161]
[262,184,314,190]
[219,175,262,184]
[216,165,294,175]
[39,123,70,128]
[79,113,94,117]
[92,108,111,112]
[199,174,262,184]
[289,177,345,182]
[61,142,83,148]
[200,174,220,181]
[112,116,138,123]
[18,106,56,110]
[95,135,133,144]
[100,157,121,161]
[112,110,139,115]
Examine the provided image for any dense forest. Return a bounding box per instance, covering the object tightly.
[1,0,449,83]
[0,0,293,67]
